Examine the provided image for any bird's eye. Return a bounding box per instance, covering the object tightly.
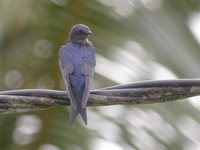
[76,30,83,34]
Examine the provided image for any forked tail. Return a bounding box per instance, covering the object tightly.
[68,106,87,126]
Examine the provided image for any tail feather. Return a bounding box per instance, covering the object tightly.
[68,106,79,126]
[68,106,87,126]
[80,107,87,125]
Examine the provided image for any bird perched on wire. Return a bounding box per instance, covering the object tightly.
[59,24,96,126]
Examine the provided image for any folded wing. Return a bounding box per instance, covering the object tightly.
[59,46,77,110]
[81,47,96,108]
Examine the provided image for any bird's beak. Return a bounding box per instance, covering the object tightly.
[86,31,92,35]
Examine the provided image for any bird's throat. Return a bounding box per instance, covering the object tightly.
[70,38,90,45]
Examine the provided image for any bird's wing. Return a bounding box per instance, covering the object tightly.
[81,48,96,108]
[59,46,77,109]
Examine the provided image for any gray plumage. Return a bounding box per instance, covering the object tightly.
[59,24,96,126]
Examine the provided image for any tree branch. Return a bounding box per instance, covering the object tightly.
[0,79,200,113]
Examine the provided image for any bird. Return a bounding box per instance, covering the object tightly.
[59,24,96,126]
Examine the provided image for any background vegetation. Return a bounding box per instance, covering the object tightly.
[0,0,200,150]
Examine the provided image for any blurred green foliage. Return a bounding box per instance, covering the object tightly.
[0,0,200,150]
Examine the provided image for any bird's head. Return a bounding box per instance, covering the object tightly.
[69,24,92,44]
